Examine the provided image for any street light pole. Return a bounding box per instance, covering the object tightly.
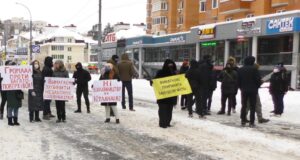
[98,0,102,68]
[16,2,33,62]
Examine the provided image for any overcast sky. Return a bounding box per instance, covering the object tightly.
[0,0,146,33]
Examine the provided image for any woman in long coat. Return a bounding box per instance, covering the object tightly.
[28,60,44,122]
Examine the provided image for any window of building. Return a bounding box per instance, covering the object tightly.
[178,16,184,24]
[199,0,206,12]
[229,39,252,65]
[246,14,254,18]
[161,2,168,10]
[152,17,168,25]
[179,0,184,10]
[52,54,64,59]
[55,37,64,43]
[67,56,72,61]
[152,1,168,12]
[68,47,72,52]
[67,38,72,43]
[257,35,293,65]
[226,17,233,21]
[161,17,168,25]
[51,45,64,51]
[200,41,225,66]
[212,0,218,9]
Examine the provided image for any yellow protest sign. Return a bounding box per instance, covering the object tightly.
[152,74,192,100]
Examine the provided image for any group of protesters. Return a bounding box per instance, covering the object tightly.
[154,55,289,128]
[0,53,136,126]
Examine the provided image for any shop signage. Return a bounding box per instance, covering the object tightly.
[266,17,300,34]
[169,36,185,43]
[237,21,261,36]
[199,27,216,40]
[201,41,217,47]
[132,40,143,45]
[104,33,116,43]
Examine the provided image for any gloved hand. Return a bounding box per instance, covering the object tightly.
[31,91,36,97]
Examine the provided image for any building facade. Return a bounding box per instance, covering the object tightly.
[147,0,300,35]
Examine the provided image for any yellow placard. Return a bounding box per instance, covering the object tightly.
[21,61,28,65]
[152,74,192,100]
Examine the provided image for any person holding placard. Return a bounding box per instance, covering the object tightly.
[53,60,69,123]
[6,62,24,126]
[152,59,177,128]
[100,63,120,124]
[28,60,44,123]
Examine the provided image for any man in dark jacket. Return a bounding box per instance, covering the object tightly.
[0,60,11,120]
[179,59,189,110]
[152,59,177,128]
[185,60,201,118]
[73,62,92,113]
[198,55,214,116]
[117,54,135,111]
[218,63,238,116]
[42,56,55,120]
[238,56,262,127]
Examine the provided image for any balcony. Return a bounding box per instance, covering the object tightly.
[219,0,251,15]
[272,0,289,7]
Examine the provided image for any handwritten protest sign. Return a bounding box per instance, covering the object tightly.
[0,66,33,90]
[152,74,192,100]
[43,77,75,101]
[92,80,122,103]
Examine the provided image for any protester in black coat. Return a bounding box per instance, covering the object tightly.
[0,60,11,120]
[28,60,44,122]
[198,55,214,116]
[238,56,262,127]
[185,60,201,117]
[207,69,217,113]
[73,62,92,113]
[270,65,289,116]
[153,59,177,128]
[218,63,238,116]
[179,59,189,110]
[42,56,55,120]
[227,57,239,113]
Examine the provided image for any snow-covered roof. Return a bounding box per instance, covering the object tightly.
[33,27,85,42]
[116,26,147,39]
[84,37,98,44]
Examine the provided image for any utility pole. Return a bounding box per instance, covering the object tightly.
[16,2,33,62]
[98,0,102,68]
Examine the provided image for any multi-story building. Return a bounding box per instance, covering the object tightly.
[147,0,300,35]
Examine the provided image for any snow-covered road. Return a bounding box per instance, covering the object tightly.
[0,78,300,160]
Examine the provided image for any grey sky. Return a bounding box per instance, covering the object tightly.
[0,0,146,33]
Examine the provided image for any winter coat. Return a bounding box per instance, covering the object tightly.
[237,56,262,93]
[28,70,44,111]
[198,59,214,90]
[155,59,178,105]
[73,68,91,88]
[117,54,135,81]
[53,70,69,78]
[185,60,201,92]
[42,57,54,78]
[7,90,22,109]
[219,68,238,94]
[179,65,189,74]
[100,64,119,106]
[270,71,289,95]
[210,70,218,91]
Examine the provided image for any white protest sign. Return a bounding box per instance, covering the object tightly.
[43,77,75,101]
[92,80,122,103]
[0,66,33,90]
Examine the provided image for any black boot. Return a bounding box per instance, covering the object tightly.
[87,106,90,114]
[105,118,110,123]
[13,117,20,126]
[74,109,82,113]
[29,112,34,123]
[35,111,42,122]
[116,119,120,124]
[8,117,14,126]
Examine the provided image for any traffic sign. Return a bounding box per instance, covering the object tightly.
[32,45,40,53]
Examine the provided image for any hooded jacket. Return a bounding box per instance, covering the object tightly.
[218,65,238,94]
[42,57,54,78]
[237,56,262,93]
[154,59,177,105]
[117,54,135,81]
[198,56,214,90]
[73,62,91,87]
